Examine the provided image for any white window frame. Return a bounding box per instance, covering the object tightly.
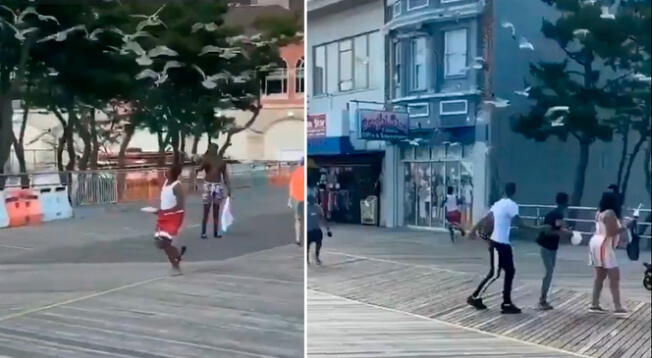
[353,34,370,90]
[407,0,429,11]
[264,67,288,97]
[295,57,304,94]
[440,100,468,115]
[393,1,402,16]
[393,40,402,97]
[441,0,464,3]
[444,28,468,78]
[411,37,427,91]
[408,103,429,118]
[313,45,327,96]
[338,39,354,92]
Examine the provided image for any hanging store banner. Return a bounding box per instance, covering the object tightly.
[358,109,409,141]
[307,114,327,138]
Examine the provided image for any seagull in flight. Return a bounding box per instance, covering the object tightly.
[135,61,183,87]
[501,21,517,39]
[600,6,616,20]
[37,25,86,43]
[2,22,38,42]
[192,65,230,89]
[544,106,570,126]
[19,7,60,25]
[519,37,535,51]
[573,29,590,38]
[484,97,510,108]
[514,86,531,97]
[131,4,167,31]
[401,138,425,146]
[631,73,651,83]
[550,116,566,127]
[191,22,218,33]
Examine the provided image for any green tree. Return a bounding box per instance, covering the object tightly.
[512,0,633,206]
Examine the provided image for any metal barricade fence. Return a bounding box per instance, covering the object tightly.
[520,204,652,243]
[0,160,300,208]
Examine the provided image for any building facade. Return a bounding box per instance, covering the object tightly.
[383,0,488,229]
[307,0,388,225]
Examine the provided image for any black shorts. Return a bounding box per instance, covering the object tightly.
[307,229,323,243]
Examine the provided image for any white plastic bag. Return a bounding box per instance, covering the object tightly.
[571,231,583,246]
[221,197,234,233]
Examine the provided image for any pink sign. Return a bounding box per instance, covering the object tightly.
[307,114,326,138]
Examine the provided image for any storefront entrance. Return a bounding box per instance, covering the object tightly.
[402,146,474,229]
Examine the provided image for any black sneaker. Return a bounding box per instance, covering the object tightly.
[467,296,487,310]
[316,258,322,266]
[537,301,554,311]
[501,303,522,314]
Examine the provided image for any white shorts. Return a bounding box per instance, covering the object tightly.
[588,235,618,269]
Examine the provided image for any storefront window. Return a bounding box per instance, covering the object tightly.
[415,146,430,160]
[316,164,380,224]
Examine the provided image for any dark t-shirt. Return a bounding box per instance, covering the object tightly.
[536,208,564,251]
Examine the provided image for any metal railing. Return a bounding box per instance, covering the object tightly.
[1,160,300,207]
[520,204,652,241]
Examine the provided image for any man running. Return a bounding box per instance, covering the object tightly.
[536,192,571,310]
[153,163,187,276]
[196,143,231,239]
[306,193,331,265]
[467,182,548,314]
[442,186,466,242]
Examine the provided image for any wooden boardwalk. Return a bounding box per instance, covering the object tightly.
[308,252,651,358]
[0,246,304,358]
[308,290,573,357]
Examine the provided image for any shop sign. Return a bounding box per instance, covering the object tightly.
[307,114,327,138]
[358,109,409,141]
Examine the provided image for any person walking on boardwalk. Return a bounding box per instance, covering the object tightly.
[153,163,187,276]
[306,193,331,265]
[588,192,632,316]
[196,143,231,239]
[442,186,466,242]
[466,182,549,314]
[536,192,572,310]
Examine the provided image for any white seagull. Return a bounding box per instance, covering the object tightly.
[501,21,517,39]
[131,4,167,31]
[514,86,532,97]
[484,97,511,108]
[544,106,570,118]
[573,29,590,38]
[192,65,230,89]
[600,6,616,20]
[519,37,535,50]
[550,116,566,127]
[3,22,38,42]
[37,25,86,43]
[135,61,183,86]
[19,7,60,25]
[631,73,651,83]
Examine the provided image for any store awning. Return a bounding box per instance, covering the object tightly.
[307,136,356,156]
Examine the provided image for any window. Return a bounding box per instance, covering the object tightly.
[313,46,326,95]
[407,0,428,11]
[408,103,429,117]
[264,66,288,96]
[411,37,426,91]
[295,57,304,94]
[393,41,402,97]
[440,100,468,115]
[339,39,353,91]
[444,28,468,77]
[392,0,402,16]
[354,35,369,90]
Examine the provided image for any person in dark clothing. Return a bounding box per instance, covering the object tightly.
[306,193,331,265]
[536,192,571,310]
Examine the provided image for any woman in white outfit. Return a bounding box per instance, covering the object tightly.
[589,192,631,315]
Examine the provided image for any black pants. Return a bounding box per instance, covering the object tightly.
[472,241,515,304]
[307,229,323,259]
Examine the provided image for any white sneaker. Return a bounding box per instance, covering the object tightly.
[170,267,183,276]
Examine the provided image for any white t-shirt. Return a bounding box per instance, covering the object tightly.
[445,194,459,213]
[490,198,519,244]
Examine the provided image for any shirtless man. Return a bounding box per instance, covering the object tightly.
[196,143,231,239]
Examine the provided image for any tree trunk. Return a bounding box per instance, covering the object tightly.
[10,133,29,187]
[620,135,647,205]
[65,112,77,172]
[117,123,135,169]
[615,124,629,188]
[644,141,651,196]
[90,110,99,170]
[77,110,92,171]
[0,95,14,190]
[157,130,167,167]
[56,135,66,172]
[191,135,200,155]
[180,132,186,158]
[571,140,591,206]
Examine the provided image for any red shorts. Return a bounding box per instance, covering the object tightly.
[155,211,184,238]
[446,210,462,224]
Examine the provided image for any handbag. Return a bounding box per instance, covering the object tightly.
[626,226,640,261]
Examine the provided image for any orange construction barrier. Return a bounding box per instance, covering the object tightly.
[4,189,43,227]
[289,166,304,202]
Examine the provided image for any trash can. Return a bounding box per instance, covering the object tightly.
[361,195,378,226]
